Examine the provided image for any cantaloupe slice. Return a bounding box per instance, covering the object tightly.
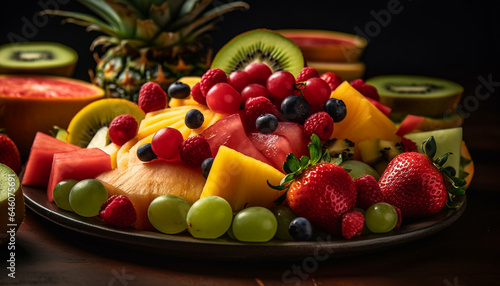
[96,160,206,230]
[200,146,285,212]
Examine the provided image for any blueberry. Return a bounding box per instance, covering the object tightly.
[256,114,278,134]
[281,95,310,124]
[168,81,191,99]
[323,98,347,122]
[288,217,313,241]
[185,109,204,129]
[137,143,157,162]
[201,157,214,179]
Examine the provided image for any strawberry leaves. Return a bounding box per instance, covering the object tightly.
[422,136,467,209]
[268,134,331,203]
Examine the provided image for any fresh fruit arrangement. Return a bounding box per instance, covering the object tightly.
[19,29,474,247]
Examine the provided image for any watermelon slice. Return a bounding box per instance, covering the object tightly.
[22,132,81,187]
[201,113,272,166]
[248,133,294,172]
[273,122,309,159]
[47,148,112,202]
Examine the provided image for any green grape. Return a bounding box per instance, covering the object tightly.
[364,202,398,233]
[148,195,191,234]
[340,160,380,180]
[270,205,296,241]
[69,179,108,217]
[186,196,233,239]
[53,179,78,211]
[232,206,278,242]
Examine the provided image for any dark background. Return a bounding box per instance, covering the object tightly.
[1,0,499,108]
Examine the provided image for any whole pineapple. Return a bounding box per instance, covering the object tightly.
[44,0,249,102]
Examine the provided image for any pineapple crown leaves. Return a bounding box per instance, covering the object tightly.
[268,134,331,204]
[421,136,467,209]
[43,0,249,50]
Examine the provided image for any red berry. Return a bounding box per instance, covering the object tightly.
[138,82,167,113]
[302,77,331,106]
[296,67,319,82]
[0,133,21,174]
[206,82,242,114]
[320,72,343,92]
[401,137,418,152]
[191,82,206,105]
[266,71,296,99]
[244,96,279,128]
[241,83,272,103]
[393,204,402,230]
[108,114,138,146]
[303,111,334,141]
[200,68,227,97]
[354,175,384,210]
[244,62,273,86]
[179,135,212,168]
[228,70,251,93]
[99,195,137,228]
[341,211,365,239]
[151,127,184,160]
[350,79,380,101]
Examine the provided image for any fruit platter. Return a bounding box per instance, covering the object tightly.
[0,1,474,261]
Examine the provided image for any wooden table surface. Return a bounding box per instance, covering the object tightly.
[3,100,500,286]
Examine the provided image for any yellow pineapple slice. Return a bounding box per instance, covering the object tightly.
[96,160,206,230]
[115,137,138,168]
[137,114,187,140]
[200,146,285,211]
[168,76,201,108]
[329,82,400,158]
[191,112,226,136]
[143,105,193,122]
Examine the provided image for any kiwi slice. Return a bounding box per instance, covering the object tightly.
[366,75,463,119]
[211,29,304,77]
[0,42,78,77]
[67,98,145,148]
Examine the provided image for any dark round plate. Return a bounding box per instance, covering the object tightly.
[23,185,466,261]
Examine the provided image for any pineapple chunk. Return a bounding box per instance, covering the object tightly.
[200,146,285,211]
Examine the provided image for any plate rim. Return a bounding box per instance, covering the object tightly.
[22,184,467,261]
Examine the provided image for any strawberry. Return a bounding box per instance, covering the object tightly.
[99,195,137,228]
[138,81,167,112]
[354,175,384,210]
[270,135,357,236]
[341,210,365,239]
[379,136,466,218]
[0,131,21,174]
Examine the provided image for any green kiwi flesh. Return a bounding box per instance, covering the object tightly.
[211,29,304,77]
[366,75,463,119]
[0,42,78,77]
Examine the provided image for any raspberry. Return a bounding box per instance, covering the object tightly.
[296,67,319,82]
[138,81,167,112]
[99,195,137,228]
[0,133,21,174]
[179,135,212,168]
[191,82,206,105]
[108,114,138,146]
[244,96,279,129]
[350,79,380,101]
[320,72,343,92]
[354,175,384,210]
[393,205,402,230]
[401,137,418,152]
[303,111,334,141]
[200,68,227,97]
[341,211,365,239]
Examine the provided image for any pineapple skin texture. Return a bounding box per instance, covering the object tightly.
[200,146,285,212]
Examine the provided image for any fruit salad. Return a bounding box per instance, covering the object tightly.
[20,29,474,244]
